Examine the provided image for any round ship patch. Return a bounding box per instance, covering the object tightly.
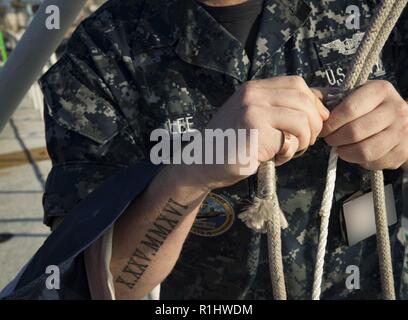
[191,192,234,237]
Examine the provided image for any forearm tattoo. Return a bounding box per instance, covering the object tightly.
[115,198,189,290]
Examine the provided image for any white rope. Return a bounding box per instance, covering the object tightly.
[239,161,288,299]
[240,0,406,300]
[312,148,338,299]
[312,0,407,300]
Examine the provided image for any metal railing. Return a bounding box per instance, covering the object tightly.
[0,0,86,132]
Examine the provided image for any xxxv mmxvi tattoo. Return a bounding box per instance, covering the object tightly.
[116,198,188,289]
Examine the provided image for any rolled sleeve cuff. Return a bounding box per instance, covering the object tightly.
[43,162,126,226]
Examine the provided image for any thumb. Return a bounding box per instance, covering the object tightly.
[311,87,348,120]
[310,87,332,120]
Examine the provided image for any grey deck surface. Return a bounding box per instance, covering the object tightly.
[0,94,51,289]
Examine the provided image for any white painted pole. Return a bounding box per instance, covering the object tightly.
[0,0,86,132]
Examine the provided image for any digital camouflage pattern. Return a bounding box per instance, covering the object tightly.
[40,0,408,299]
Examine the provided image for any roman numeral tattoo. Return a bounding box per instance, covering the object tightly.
[115,198,188,290]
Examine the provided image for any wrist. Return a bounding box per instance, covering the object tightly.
[154,164,212,197]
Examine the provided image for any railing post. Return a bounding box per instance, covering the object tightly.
[0,0,86,132]
[0,31,7,63]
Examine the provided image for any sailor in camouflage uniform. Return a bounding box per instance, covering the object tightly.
[27,0,408,299]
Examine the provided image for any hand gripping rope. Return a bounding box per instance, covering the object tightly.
[239,0,407,300]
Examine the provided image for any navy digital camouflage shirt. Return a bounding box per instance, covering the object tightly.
[40,0,408,299]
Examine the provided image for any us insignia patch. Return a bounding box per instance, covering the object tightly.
[322,32,365,56]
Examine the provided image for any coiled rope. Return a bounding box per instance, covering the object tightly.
[239,0,407,300]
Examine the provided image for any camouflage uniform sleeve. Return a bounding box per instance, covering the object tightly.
[40,20,148,226]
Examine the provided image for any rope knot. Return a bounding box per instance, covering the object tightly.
[239,196,288,232]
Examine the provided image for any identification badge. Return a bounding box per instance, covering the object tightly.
[341,184,398,246]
